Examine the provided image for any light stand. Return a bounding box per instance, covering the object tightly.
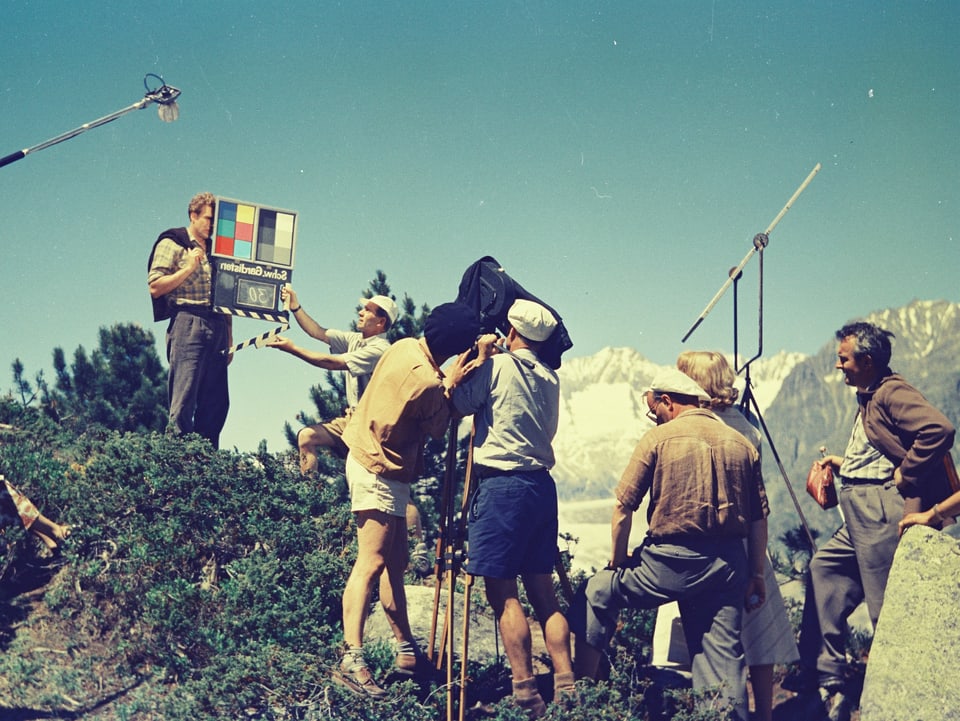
[682,163,822,551]
[0,73,181,169]
[730,238,819,551]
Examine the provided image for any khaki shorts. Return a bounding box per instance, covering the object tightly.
[300,412,351,458]
[345,453,410,517]
[319,415,350,458]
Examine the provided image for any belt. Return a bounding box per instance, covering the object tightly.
[471,465,548,481]
[171,305,219,320]
[471,465,504,481]
[840,476,889,486]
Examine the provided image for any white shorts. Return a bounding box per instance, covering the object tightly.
[345,452,410,517]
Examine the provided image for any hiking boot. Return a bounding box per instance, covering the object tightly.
[820,686,851,721]
[394,648,433,679]
[332,661,388,700]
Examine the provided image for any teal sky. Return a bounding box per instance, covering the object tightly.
[2,1,957,452]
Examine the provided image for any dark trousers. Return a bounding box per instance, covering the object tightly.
[166,311,230,449]
[798,480,903,687]
[571,537,749,721]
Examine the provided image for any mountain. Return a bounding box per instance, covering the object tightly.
[552,299,960,552]
[552,346,805,500]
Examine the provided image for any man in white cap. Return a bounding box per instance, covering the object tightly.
[266,286,399,476]
[447,299,574,719]
[571,367,769,721]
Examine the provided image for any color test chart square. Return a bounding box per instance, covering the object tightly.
[212,197,297,269]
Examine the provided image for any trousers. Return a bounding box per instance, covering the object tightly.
[798,479,903,686]
[166,311,230,448]
[571,536,749,721]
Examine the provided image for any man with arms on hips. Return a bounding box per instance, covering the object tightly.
[148,192,232,449]
[571,368,768,721]
[790,321,955,721]
[332,302,481,699]
[446,299,575,719]
[266,288,398,476]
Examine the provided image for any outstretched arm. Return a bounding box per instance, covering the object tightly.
[900,488,960,535]
[282,286,331,344]
[265,336,348,370]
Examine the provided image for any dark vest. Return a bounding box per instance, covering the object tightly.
[148,227,194,322]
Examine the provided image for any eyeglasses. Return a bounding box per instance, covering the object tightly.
[645,394,663,422]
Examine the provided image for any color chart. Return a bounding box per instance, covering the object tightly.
[210,196,298,325]
[213,198,296,268]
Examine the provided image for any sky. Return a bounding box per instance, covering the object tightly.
[2,1,957,453]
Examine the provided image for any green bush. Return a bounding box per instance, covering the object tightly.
[1,424,737,721]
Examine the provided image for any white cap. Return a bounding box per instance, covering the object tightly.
[507,299,557,342]
[650,367,711,402]
[363,295,399,325]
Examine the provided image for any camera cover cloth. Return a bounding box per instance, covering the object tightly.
[456,256,573,369]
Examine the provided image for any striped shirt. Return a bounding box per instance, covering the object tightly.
[839,413,896,484]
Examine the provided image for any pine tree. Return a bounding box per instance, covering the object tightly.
[39,323,168,433]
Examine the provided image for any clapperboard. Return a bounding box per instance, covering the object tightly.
[210,196,298,354]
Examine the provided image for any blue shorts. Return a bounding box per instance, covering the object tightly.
[466,469,559,579]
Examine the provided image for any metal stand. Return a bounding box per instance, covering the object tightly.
[731,253,818,551]
[1,74,181,169]
[682,164,823,552]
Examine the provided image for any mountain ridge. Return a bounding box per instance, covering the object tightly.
[552,298,960,548]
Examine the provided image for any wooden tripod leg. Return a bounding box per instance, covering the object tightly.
[446,562,456,721]
[429,545,445,669]
[455,428,477,721]
[429,420,460,670]
[458,572,474,721]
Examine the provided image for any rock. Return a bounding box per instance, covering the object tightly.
[364,582,505,664]
[860,525,960,720]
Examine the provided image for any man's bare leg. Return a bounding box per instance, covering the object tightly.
[378,512,414,643]
[485,576,547,716]
[298,426,339,477]
[342,510,393,647]
[522,572,573,676]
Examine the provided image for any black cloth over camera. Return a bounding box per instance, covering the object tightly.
[456,256,573,369]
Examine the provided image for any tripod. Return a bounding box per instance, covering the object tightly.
[426,418,474,721]
[681,163,822,553]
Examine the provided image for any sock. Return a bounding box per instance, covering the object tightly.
[513,677,547,718]
[554,670,576,697]
[342,645,365,671]
[396,640,416,658]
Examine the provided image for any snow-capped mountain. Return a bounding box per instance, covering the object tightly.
[552,347,805,500]
[551,299,960,554]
